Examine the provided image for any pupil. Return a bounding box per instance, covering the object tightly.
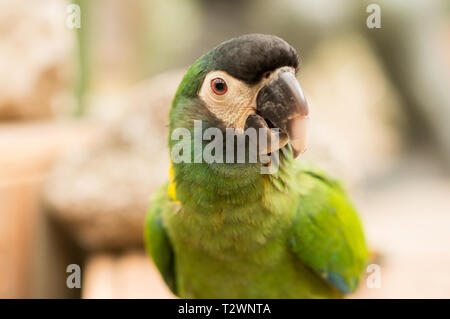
[215,82,224,91]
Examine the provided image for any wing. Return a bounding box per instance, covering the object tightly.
[289,163,368,294]
[144,183,178,295]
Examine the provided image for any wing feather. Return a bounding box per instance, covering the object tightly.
[290,163,368,293]
[144,184,177,295]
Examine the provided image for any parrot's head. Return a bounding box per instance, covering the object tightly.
[169,34,309,201]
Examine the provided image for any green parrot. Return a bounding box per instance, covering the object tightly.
[144,34,368,298]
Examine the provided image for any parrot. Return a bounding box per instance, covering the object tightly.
[144,34,368,298]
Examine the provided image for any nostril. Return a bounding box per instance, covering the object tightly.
[263,71,271,79]
[265,118,276,129]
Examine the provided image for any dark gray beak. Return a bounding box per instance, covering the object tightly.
[252,69,309,158]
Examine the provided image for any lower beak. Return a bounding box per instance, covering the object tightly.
[250,69,309,158]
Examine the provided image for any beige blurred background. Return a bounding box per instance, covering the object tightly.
[1,0,450,298]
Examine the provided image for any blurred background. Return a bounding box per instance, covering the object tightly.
[1,0,450,298]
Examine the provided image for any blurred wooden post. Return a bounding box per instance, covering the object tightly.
[0,122,99,298]
[82,251,174,299]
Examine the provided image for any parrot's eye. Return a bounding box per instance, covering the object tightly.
[211,78,228,95]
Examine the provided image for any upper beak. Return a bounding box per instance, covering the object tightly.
[249,69,309,158]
